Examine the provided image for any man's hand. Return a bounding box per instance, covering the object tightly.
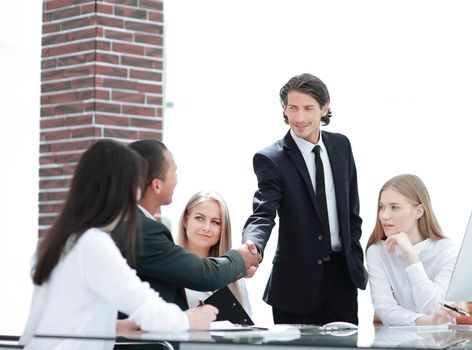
[185,304,219,330]
[244,239,260,256]
[236,240,262,278]
[246,265,257,278]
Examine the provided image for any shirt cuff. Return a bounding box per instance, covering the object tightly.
[129,299,189,332]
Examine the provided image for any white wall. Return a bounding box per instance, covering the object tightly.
[0,1,41,334]
[163,0,472,329]
[1,0,472,336]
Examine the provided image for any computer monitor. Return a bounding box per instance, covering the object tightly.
[446,212,472,301]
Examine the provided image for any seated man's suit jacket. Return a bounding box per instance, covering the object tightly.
[114,210,246,310]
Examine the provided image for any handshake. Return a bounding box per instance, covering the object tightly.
[235,240,262,278]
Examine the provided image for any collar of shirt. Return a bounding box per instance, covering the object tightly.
[390,238,433,258]
[138,204,156,221]
[290,129,327,156]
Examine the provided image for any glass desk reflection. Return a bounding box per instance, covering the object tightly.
[27,325,472,350]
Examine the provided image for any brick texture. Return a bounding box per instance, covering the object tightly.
[40,0,165,235]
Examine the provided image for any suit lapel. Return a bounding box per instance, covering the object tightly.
[282,132,321,218]
[323,133,346,223]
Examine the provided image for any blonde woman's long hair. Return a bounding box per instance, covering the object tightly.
[177,190,243,304]
[366,174,446,250]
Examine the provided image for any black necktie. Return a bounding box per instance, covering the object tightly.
[313,145,332,256]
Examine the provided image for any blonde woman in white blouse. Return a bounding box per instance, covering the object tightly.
[178,191,253,315]
[366,174,458,326]
[20,140,217,350]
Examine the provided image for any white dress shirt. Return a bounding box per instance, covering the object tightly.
[290,129,341,250]
[20,228,188,350]
[138,204,155,220]
[366,238,458,325]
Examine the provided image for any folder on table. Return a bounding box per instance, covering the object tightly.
[204,286,254,325]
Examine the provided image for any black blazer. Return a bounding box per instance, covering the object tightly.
[114,211,246,310]
[243,130,367,314]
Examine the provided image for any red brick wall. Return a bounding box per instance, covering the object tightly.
[40,0,165,235]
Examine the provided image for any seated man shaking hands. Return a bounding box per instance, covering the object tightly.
[113,139,261,312]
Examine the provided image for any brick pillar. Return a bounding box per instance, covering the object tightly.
[40,0,164,235]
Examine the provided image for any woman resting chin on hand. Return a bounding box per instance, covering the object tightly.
[366,174,459,326]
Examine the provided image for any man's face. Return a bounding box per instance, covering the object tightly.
[158,150,177,206]
[284,90,328,144]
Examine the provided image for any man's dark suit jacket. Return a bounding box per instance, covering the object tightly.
[114,211,246,310]
[242,130,367,314]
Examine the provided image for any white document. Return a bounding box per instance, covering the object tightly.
[209,320,255,331]
[211,324,300,341]
[448,324,472,332]
[387,324,450,333]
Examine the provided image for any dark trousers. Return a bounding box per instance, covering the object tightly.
[272,252,358,325]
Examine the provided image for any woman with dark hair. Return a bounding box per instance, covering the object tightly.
[20,139,217,350]
[366,174,458,326]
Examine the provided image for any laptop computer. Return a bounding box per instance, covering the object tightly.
[446,212,472,302]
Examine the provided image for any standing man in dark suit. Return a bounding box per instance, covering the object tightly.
[114,139,260,311]
[242,73,367,325]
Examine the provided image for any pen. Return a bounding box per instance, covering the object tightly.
[440,303,470,317]
[198,299,205,307]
